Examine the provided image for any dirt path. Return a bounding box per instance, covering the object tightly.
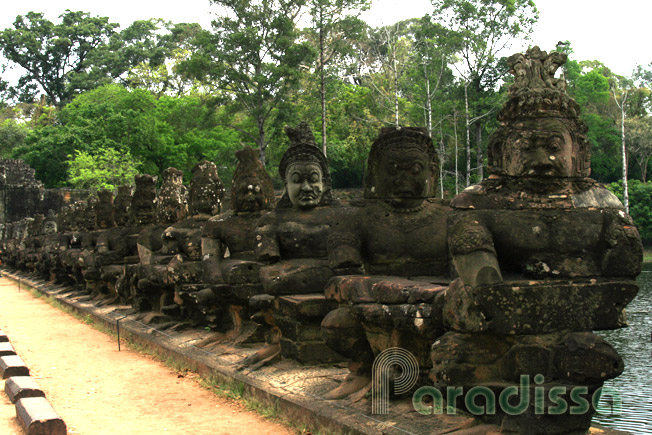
[0,277,296,435]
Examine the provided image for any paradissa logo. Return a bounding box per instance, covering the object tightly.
[372,348,622,417]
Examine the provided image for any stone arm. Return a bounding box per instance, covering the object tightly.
[448,211,503,287]
[327,229,362,273]
[254,214,280,263]
[600,209,643,277]
[201,225,226,284]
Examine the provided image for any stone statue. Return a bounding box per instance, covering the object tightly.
[243,122,344,370]
[165,160,225,325]
[436,47,643,432]
[322,126,450,399]
[201,146,275,336]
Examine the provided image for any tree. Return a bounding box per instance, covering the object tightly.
[0,11,119,106]
[0,12,174,107]
[430,0,538,185]
[67,148,140,190]
[181,0,314,165]
[626,116,652,182]
[0,119,28,157]
[305,0,370,156]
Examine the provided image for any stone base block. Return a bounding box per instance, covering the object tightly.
[0,330,8,342]
[280,337,344,364]
[16,397,66,435]
[277,294,337,319]
[275,316,322,341]
[0,341,16,356]
[4,376,45,403]
[0,355,29,378]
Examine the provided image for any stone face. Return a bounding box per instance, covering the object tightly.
[4,376,45,403]
[15,397,67,435]
[0,355,29,378]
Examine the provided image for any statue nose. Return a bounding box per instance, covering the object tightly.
[531,147,553,166]
[301,180,312,190]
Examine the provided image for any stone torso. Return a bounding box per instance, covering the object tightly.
[356,199,449,277]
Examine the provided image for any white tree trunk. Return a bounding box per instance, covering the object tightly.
[464,83,471,187]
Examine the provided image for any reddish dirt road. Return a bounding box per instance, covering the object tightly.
[0,277,296,435]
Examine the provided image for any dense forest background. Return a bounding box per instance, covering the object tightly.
[0,1,651,244]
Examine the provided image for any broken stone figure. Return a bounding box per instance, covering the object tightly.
[200,146,275,342]
[165,160,224,326]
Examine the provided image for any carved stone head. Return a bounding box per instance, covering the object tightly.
[130,174,158,226]
[82,196,98,231]
[232,146,275,213]
[114,184,133,227]
[95,189,116,229]
[487,46,591,178]
[28,214,45,237]
[188,160,224,216]
[277,122,332,209]
[364,127,438,208]
[44,209,58,235]
[158,167,188,224]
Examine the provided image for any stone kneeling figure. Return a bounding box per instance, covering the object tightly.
[240,122,348,371]
[200,146,276,343]
[322,126,451,400]
[437,47,643,433]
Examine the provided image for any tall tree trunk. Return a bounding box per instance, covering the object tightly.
[257,121,266,167]
[394,56,399,128]
[425,66,432,139]
[464,83,471,187]
[319,10,327,157]
[453,109,459,195]
[476,122,483,182]
[620,103,629,212]
[642,157,649,183]
[439,123,444,198]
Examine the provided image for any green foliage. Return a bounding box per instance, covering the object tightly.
[67,148,140,190]
[0,119,28,157]
[181,0,315,165]
[607,180,652,245]
[0,12,175,107]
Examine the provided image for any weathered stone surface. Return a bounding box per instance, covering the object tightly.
[16,397,66,435]
[0,341,16,356]
[277,294,337,319]
[259,259,333,295]
[4,376,45,403]
[430,331,622,388]
[279,337,344,364]
[443,278,638,334]
[0,355,29,378]
[275,316,322,342]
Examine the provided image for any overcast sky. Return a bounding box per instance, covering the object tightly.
[0,0,649,81]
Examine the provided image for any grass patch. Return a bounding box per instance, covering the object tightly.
[644,249,652,263]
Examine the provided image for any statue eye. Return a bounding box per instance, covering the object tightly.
[549,138,562,151]
[411,163,423,174]
[254,185,261,192]
[291,174,301,183]
[309,172,320,183]
[388,163,398,174]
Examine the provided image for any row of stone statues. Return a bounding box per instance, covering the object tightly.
[0,47,643,434]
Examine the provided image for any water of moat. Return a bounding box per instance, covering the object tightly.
[593,261,652,434]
